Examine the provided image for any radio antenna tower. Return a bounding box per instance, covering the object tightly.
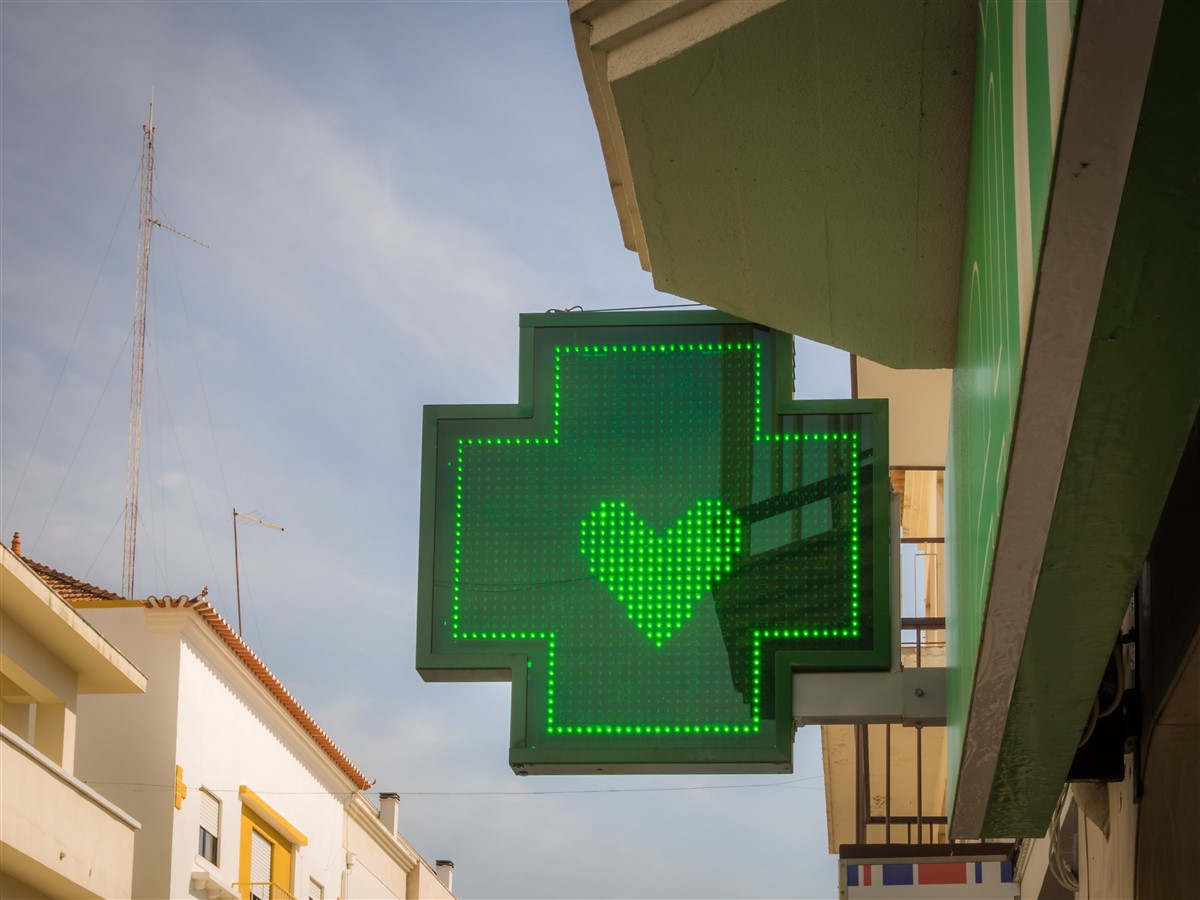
[121,97,206,600]
[120,98,156,600]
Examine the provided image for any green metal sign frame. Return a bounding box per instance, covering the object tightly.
[416,311,889,773]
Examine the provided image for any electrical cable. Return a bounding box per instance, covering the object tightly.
[151,190,232,606]
[1078,696,1100,748]
[1098,645,1125,718]
[2,160,140,536]
[83,775,823,798]
[545,302,705,313]
[29,326,135,554]
[1047,785,1080,894]
[1057,642,1126,892]
[84,506,126,582]
[1079,644,1127,748]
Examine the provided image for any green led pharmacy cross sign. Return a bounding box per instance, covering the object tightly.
[416,311,890,774]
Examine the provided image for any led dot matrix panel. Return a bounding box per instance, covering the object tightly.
[417,312,889,773]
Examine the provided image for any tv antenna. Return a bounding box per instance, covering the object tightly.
[232,507,284,635]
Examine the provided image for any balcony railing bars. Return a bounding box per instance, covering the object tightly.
[901,616,944,670]
[235,882,297,900]
[855,617,947,846]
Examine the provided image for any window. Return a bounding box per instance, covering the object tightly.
[249,830,273,900]
[308,877,324,900]
[199,789,220,864]
[237,786,307,900]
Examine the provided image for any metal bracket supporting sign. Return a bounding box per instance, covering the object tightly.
[792,667,948,727]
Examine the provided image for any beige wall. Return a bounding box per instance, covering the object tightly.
[855,361,951,468]
[0,549,144,899]
[345,797,454,900]
[1,729,139,899]
[1017,776,1136,898]
[1077,778,1137,899]
[0,870,51,900]
[0,606,79,769]
[408,863,455,900]
[346,813,411,898]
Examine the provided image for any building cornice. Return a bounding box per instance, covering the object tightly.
[347,794,421,874]
[152,596,372,791]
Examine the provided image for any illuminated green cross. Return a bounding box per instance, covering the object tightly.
[417,312,889,773]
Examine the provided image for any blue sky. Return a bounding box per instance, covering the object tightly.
[1,3,849,897]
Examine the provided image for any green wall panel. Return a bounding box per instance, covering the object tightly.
[1025,0,1053,262]
[946,0,1020,821]
[984,0,1200,835]
[946,0,1075,821]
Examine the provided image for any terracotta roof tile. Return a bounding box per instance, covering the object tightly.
[21,558,123,602]
[20,555,372,791]
[143,595,373,791]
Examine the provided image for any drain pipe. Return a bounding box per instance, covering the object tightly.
[341,851,356,899]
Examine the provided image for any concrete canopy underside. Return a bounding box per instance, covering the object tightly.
[0,547,146,695]
[952,0,1199,838]
[571,0,976,369]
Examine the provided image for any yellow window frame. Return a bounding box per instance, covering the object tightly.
[238,786,308,899]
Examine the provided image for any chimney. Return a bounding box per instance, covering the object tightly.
[378,792,400,836]
[11,532,20,555]
[435,860,454,892]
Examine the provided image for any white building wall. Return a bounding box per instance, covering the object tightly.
[171,629,351,899]
[76,606,376,900]
[74,607,181,899]
[348,860,395,899]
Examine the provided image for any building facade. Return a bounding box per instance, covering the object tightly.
[1,541,146,899]
[568,0,1198,895]
[18,550,454,900]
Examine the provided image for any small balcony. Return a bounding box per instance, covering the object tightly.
[236,882,298,900]
[1,726,140,898]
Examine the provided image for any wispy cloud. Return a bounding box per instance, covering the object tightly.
[1,4,844,898]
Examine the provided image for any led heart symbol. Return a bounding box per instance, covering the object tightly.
[580,499,742,647]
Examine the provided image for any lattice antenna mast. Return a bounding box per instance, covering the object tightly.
[119,100,207,600]
[121,99,156,600]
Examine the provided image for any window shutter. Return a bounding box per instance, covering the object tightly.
[250,830,272,885]
[199,790,220,837]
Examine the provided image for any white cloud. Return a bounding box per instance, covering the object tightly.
[1,5,845,898]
